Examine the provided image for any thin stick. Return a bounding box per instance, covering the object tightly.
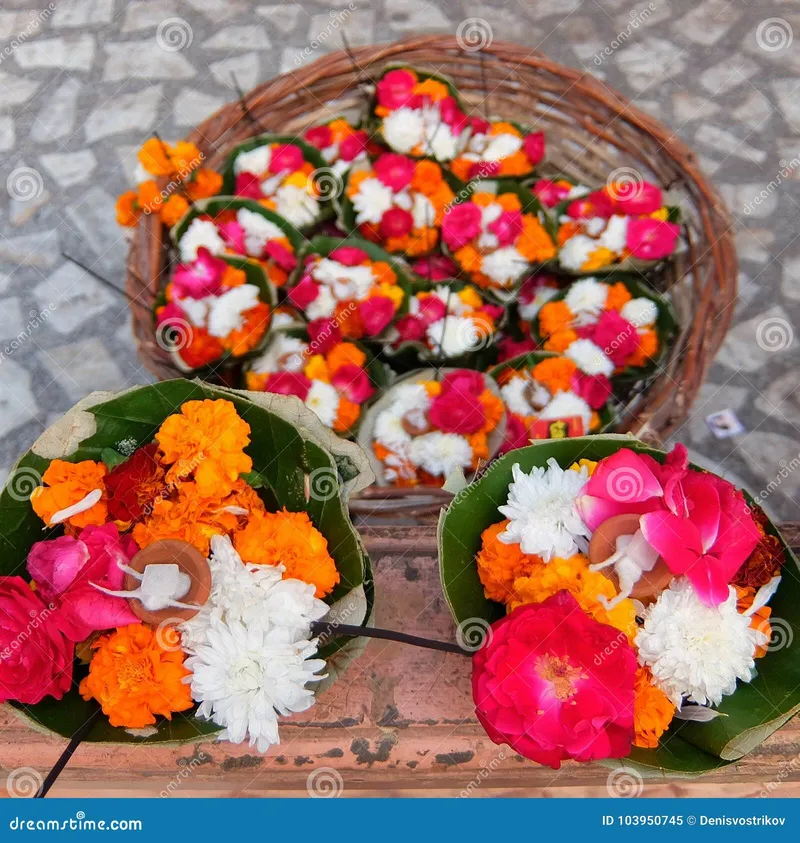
[311,621,471,656]
[35,707,103,798]
[231,73,263,134]
[61,252,135,303]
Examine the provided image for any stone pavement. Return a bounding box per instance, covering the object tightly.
[0,0,798,519]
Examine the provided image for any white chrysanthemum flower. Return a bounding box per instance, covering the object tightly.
[519,285,559,320]
[412,192,436,230]
[498,459,591,561]
[567,184,591,199]
[382,107,425,154]
[565,338,614,377]
[425,124,459,162]
[205,284,261,338]
[236,208,285,257]
[481,246,527,287]
[250,334,308,375]
[597,215,628,253]
[427,316,481,357]
[558,234,597,271]
[501,377,539,416]
[352,177,394,225]
[179,218,226,262]
[636,579,768,707]
[482,133,523,162]
[313,259,375,300]
[180,536,329,752]
[390,382,431,415]
[304,380,340,428]
[374,412,412,454]
[178,295,210,327]
[304,286,337,321]
[233,145,272,176]
[409,432,473,477]
[275,183,318,228]
[539,391,593,429]
[621,297,658,328]
[564,277,608,322]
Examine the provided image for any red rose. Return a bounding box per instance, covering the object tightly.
[428,385,486,434]
[472,591,636,768]
[380,207,414,239]
[359,296,395,336]
[265,371,312,400]
[497,335,537,362]
[470,116,491,134]
[411,255,459,280]
[442,202,482,250]
[566,190,615,220]
[417,295,447,325]
[572,371,612,409]
[265,240,297,272]
[105,443,166,521]
[329,246,370,266]
[0,577,79,704]
[438,96,469,134]
[469,160,500,180]
[304,125,333,149]
[376,68,416,109]
[234,172,263,199]
[331,364,375,404]
[393,314,426,344]
[523,131,545,166]
[441,369,485,397]
[339,131,369,162]
[374,154,415,192]
[307,318,342,353]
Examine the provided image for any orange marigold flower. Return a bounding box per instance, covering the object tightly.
[177,325,225,370]
[543,329,579,353]
[557,221,583,246]
[449,157,473,183]
[155,399,252,498]
[160,194,190,227]
[479,389,504,433]
[628,329,659,368]
[220,302,271,357]
[498,151,531,176]
[476,520,542,604]
[736,586,773,658]
[326,342,366,372]
[169,140,203,176]
[604,281,633,312]
[532,357,578,394]
[402,229,439,256]
[79,624,193,729]
[137,180,163,215]
[468,431,489,464]
[187,168,223,201]
[30,460,107,529]
[538,300,573,336]
[333,397,360,433]
[116,190,140,227]
[234,509,339,598]
[496,193,522,212]
[509,553,637,641]
[411,160,443,192]
[454,244,483,274]
[471,192,496,208]
[517,216,556,262]
[371,260,397,286]
[413,78,449,101]
[633,667,676,748]
[138,138,175,177]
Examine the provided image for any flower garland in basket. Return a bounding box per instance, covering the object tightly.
[441,187,556,292]
[115,138,223,229]
[450,121,545,182]
[303,118,377,176]
[494,352,612,452]
[363,369,505,487]
[0,384,372,771]
[550,180,681,273]
[245,327,376,434]
[226,136,328,229]
[536,276,671,375]
[389,283,504,360]
[343,153,455,256]
[287,240,409,340]
[438,439,793,771]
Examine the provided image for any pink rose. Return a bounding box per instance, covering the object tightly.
[374,153,415,192]
[0,577,79,704]
[566,190,615,220]
[442,202,482,250]
[265,371,312,401]
[393,314,427,344]
[265,240,297,272]
[523,131,545,166]
[488,210,523,246]
[156,301,186,328]
[572,371,612,410]
[497,335,537,362]
[591,310,639,367]
[288,275,320,310]
[417,295,447,325]
[499,413,530,454]
[442,369,485,397]
[429,381,486,434]
[171,248,226,299]
[329,246,369,266]
[532,179,571,208]
[626,218,680,261]
[469,161,500,180]
[438,96,468,134]
[268,144,304,174]
[217,220,247,255]
[308,318,342,353]
[376,69,416,109]
[340,131,369,162]
[234,172,263,199]
[612,181,663,215]
[304,125,333,149]
[472,591,636,768]
[470,116,491,135]
[331,364,375,404]
[359,296,396,336]
[411,255,459,280]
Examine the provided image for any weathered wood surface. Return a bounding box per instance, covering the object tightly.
[1,524,799,798]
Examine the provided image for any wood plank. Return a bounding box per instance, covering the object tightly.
[1,523,798,797]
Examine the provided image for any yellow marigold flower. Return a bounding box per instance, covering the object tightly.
[326,342,366,372]
[138,137,174,177]
[304,354,330,383]
[234,509,339,598]
[155,399,252,498]
[581,246,616,271]
[633,667,676,748]
[509,553,637,640]
[160,194,190,227]
[80,624,193,729]
[30,459,107,529]
[569,459,598,475]
[476,520,543,604]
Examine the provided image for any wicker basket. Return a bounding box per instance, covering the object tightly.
[126,35,736,447]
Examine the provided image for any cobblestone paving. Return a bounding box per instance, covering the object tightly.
[0,0,798,519]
